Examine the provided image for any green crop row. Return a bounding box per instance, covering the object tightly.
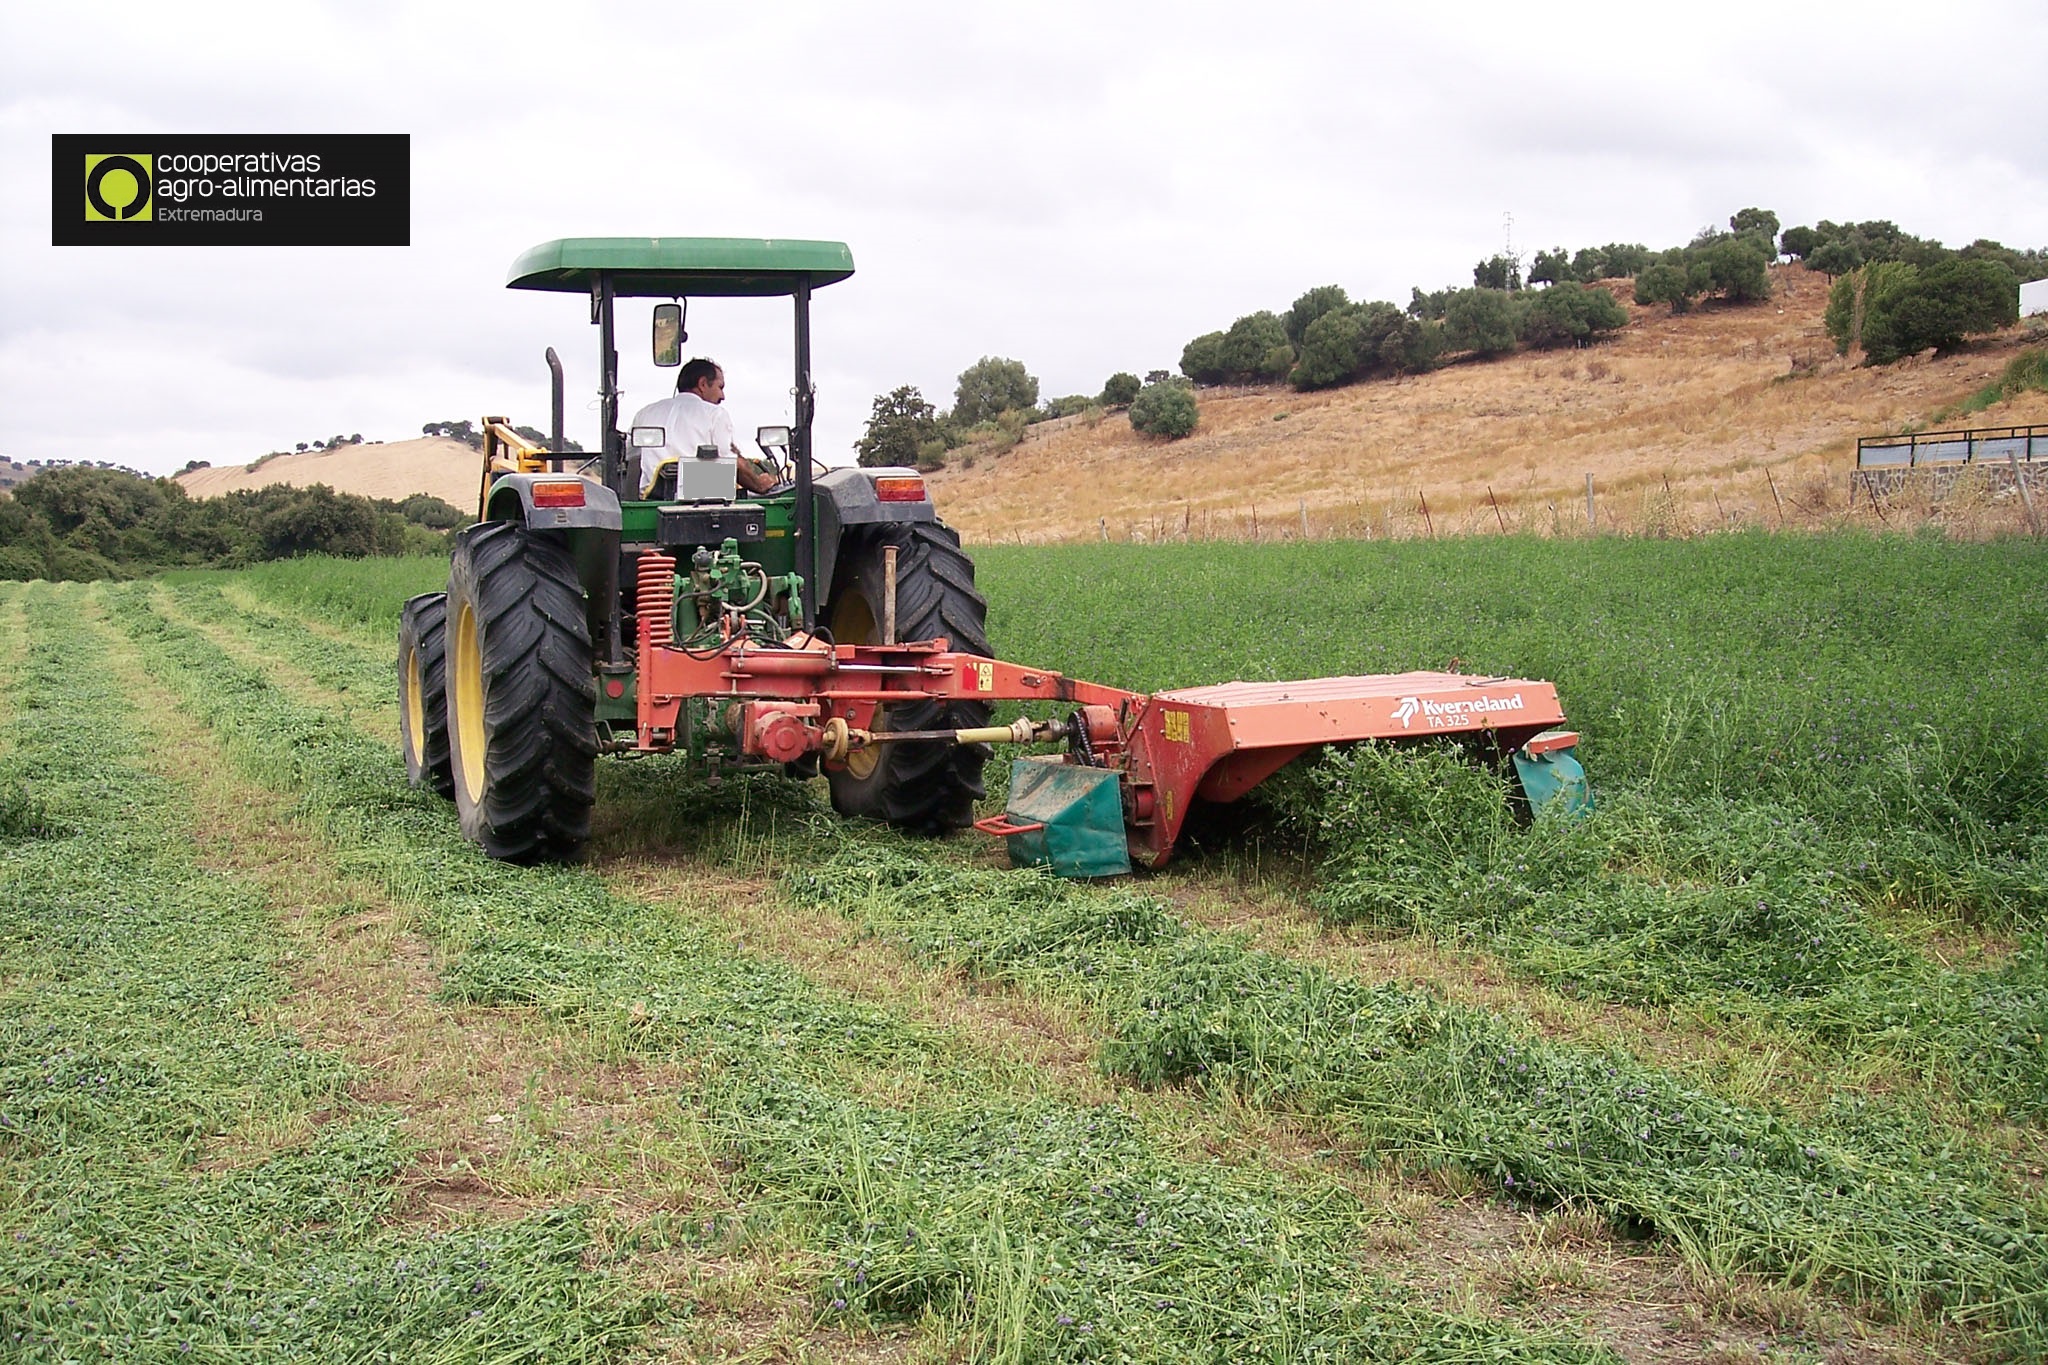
[778,833,2048,1349]
[102,584,1611,1363]
[0,587,653,1364]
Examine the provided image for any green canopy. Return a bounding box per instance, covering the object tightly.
[506,237,855,297]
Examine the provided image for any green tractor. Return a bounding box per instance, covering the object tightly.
[398,237,992,861]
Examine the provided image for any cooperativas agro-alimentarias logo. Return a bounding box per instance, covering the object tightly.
[84,154,152,221]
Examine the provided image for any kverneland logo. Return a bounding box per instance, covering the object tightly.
[1394,692,1525,729]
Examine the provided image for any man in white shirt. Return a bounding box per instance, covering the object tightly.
[629,358,778,498]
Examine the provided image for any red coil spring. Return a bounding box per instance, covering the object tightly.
[636,553,676,651]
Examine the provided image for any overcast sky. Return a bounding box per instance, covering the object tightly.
[3,0,2044,477]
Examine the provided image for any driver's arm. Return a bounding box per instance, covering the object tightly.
[735,451,777,494]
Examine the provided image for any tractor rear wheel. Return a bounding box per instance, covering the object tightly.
[444,521,597,862]
[825,522,991,833]
[398,592,454,798]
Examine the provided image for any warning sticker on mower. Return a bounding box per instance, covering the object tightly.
[1162,710,1192,743]
[1393,693,1525,730]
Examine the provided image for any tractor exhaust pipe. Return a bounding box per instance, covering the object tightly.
[545,346,565,469]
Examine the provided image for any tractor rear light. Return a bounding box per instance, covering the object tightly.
[532,481,587,508]
[873,475,926,502]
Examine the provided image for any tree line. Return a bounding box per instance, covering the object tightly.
[856,207,2041,466]
[0,465,467,582]
[854,357,1189,469]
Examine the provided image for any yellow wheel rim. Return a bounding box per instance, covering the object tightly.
[452,599,487,803]
[402,645,426,762]
[830,591,881,780]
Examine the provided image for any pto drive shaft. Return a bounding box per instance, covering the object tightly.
[858,716,1064,748]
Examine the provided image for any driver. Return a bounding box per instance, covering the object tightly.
[631,357,779,497]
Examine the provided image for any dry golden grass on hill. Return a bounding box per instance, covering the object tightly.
[927,266,2048,543]
[176,436,483,511]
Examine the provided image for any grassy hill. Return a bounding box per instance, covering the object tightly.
[928,266,2048,542]
[176,436,482,511]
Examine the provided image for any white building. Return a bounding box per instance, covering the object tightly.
[2023,277,2048,318]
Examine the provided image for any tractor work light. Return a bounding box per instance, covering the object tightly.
[531,481,588,508]
[630,426,666,448]
[756,424,791,453]
[873,475,925,502]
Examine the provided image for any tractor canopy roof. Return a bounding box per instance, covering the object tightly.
[506,237,854,297]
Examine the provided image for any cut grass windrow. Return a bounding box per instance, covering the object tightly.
[1255,743,2048,1120]
[781,836,2048,1351]
[0,587,654,1364]
[107,584,1613,1363]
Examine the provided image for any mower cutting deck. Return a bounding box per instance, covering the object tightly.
[630,613,1587,876]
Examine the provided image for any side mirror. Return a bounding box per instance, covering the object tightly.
[630,426,667,449]
[652,303,683,367]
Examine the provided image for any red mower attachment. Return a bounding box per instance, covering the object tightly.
[633,629,1585,876]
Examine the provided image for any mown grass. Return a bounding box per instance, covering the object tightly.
[104,581,1611,1362]
[0,587,654,1363]
[217,531,2048,1350]
[1247,744,2048,1118]
[779,835,2047,1348]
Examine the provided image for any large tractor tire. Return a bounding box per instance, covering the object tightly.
[443,521,597,862]
[398,592,454,798]
[825,522,991,833]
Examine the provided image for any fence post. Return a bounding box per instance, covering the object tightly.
[1419,490,1434,539]
[1584,473,1595,527]
[1251,505,1258,541]
[1098,517,1107,542]
[1488,485,1506,533]
[1766,469,1785,523]
[1298,499,1309,539]
[2012,453,2044,537]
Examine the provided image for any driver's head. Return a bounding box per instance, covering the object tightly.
[678,357,725,403]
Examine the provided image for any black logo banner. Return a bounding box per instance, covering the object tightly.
[53,134,410,246]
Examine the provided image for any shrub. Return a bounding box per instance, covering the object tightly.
[1220,312,1292,383]
[1284,285,1350,347]
[395,493,468,530]
[1180,331,1229,384]
[1729,207,1780,246]
[1408,286,1454,320]
[1633,261,1700,314]
[1288,302,1417,390]
[1695,236,1773,303]
[1128,381,1198,439]
[951,357,1039,427]
[856,385,941,468]
[1290,307,1371,390]
[1473,254,1522,291]
[1825,260,1918,356]
[1100,371,1141,406]
[1779,225,1821,261]
[1527,248,1572,286]
[1520,283,1629,349]
[1444,288,1521,355]
[1862,257,2019,363]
